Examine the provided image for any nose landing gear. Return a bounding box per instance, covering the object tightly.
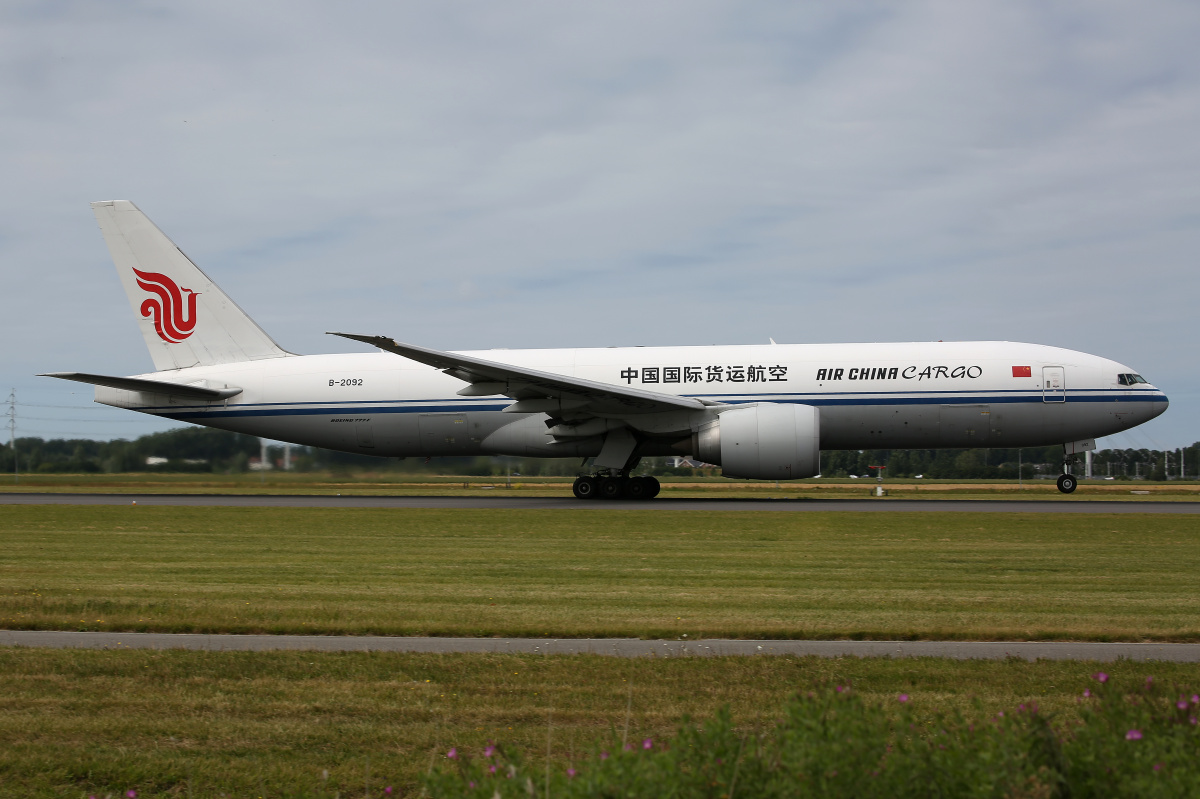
[1057,454,1079,494]
[572,471,660,500]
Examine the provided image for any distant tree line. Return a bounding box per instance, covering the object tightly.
[0,427,1196,481]
[820,446,1193,481]
[0,427,265,475]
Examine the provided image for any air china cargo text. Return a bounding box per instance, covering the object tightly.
[817,365,983,381]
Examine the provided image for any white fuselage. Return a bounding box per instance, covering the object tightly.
[95,340,1167,461]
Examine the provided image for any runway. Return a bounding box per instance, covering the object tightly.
[2,630,1198,661]
[1,493,1198,512]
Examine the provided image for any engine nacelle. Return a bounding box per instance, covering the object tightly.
[695,403,820,480]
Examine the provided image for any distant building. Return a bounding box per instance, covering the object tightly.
[145,456,208,466]
[668,456,712,468]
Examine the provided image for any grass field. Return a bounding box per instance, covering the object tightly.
[2,647,1199,797]
[4,502,1200,796]
[3,505,1199,641]
[1,470,1197,499]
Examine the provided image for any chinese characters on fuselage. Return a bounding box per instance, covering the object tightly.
[620,365,789,384]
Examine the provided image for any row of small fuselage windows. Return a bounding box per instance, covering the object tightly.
[1117,373,1148,386]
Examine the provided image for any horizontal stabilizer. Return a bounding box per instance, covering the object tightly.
[39,372,242,401]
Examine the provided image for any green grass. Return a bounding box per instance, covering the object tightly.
[1,648,1198,797]
[1,470,1197,499]
[3,506,1199,641]
[4,505,1200,796]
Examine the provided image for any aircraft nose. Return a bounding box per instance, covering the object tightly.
[1151,392,1169,418]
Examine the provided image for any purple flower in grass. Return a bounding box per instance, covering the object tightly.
[1126,729,1143,741]
[600,751,610,760]
[1192,694,1199,705]
[1154,763,1164,772]
[126,792,137,799]
[1179,700,1189,710]
[1083,689,1091,698]
[484,744,496,758]
[643,737,653,750]
[1093,672,1109,683]
[567,767,577,778]
[897,694,909,703]
[385,788,393,795]
[447,747,458,759]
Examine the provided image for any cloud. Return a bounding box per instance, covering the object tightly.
[1,1,1197,445]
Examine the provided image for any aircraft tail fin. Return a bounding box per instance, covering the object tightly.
[91,200,291,371]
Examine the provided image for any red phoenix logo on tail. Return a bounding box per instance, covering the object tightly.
[133,268,200,343]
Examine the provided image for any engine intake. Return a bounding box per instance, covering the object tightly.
[695,403,820,480]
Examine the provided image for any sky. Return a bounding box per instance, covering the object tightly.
[1,1,1197,451]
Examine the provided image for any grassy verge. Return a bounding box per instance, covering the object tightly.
[1,471,1196,499]
[3,506,1199,640]
[2,648,1198,797]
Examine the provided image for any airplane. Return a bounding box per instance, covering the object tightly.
[41,201,1168,499]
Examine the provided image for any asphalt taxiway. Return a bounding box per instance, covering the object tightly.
[1,493,1198,512]
[2,630,1198,661]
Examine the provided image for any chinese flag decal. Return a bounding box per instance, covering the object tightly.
[1012,366,1032,378]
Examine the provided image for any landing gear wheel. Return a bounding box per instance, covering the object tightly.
[1056,473,1078,494]
[625,477,649,500]
[599,476,626,500]
[644,476,660,499]
[572,476,599,499]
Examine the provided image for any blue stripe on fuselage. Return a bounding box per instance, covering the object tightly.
[140,389,1167,421]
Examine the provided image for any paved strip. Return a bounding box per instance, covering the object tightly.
[1,493,1198,513]
[2,631,1199,661]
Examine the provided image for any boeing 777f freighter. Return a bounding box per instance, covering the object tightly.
[42,201,1168,499]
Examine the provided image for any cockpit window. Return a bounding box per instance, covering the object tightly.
[1118,373,1148,385]
[1131,374,1147,383]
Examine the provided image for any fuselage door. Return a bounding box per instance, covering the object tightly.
[1042,366,1066,403]
[355,423,375,449]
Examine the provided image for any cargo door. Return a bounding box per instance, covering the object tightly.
[939,405,992,446]
[1042,366,1066,402]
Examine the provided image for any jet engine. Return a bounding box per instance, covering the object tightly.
[694,403,820,480]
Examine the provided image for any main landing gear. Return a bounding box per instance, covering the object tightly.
[572,472,661,500]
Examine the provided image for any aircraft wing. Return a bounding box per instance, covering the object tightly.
[329,333,708,415]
